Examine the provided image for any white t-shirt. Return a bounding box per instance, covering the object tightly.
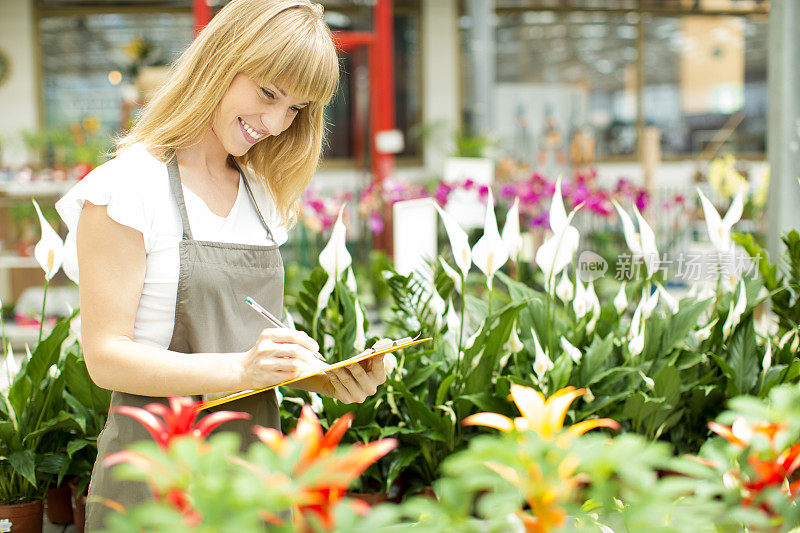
[55,143,289,349]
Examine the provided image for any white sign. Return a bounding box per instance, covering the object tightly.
[393,198,437,283]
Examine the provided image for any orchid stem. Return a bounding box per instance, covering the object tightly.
[38,278,49,345]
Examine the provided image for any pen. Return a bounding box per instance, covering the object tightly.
[244,296,326,361]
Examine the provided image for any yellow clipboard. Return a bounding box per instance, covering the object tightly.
[197,333,432,411]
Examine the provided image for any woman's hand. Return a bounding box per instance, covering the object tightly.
[321,355,387,404]
[239,328,326,390]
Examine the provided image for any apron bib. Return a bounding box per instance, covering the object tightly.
[84,156,284,531]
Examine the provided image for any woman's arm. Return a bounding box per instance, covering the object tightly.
[76,202,316,396]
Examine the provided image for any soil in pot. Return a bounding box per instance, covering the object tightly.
[0,499,44,533]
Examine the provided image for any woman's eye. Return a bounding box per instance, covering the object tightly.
[290,106,301,114]
[261,88,275,99]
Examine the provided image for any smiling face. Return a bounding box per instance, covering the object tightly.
[211,73,310,157]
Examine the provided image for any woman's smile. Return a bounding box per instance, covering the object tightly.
[238,117,267,144]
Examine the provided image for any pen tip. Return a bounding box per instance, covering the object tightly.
[244,297,253,304]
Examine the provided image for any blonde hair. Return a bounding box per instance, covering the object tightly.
[114,0,339,228]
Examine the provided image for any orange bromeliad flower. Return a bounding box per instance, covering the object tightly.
[252,405,397,532]
[463,385,619,439]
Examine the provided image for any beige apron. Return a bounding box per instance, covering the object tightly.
[84,156,284,531]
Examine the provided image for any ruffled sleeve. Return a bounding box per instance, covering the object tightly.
[55,145,157,281]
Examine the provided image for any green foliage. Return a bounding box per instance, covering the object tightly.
[734,230,800,336]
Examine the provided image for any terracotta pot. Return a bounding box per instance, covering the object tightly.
[68,482,87,533]
[44,484,73,525]
[0,499,43,533]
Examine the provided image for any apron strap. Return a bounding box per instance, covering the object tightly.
[230,157,276,243]
[167,156,194,241]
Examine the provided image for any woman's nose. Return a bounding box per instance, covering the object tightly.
[259,111,283,137]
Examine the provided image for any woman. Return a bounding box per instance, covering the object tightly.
[55,1,386,530]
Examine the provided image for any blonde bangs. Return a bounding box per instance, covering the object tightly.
[243,9,339,107]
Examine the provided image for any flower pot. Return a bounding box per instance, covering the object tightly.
[44,484,73,525]
[68,482,86,533]
[0,499,43,533]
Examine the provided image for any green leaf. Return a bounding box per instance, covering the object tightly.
[384,447,421,493]
[659,299,711,356]
[436,374,458,406]
[9,450,36,485]
[728,317,759,394]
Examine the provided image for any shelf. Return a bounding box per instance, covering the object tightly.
[0,255,39,269]
[0,181,75,198]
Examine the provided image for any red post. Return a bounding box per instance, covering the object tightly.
[193,0,211,36]
[370,0,396,257]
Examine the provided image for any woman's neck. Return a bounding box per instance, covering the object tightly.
[175,126,235,178]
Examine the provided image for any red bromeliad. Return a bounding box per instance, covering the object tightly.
[252,405,397,531]
[103,396,250,524]
[111,396,251,450]
[708,417,800,515]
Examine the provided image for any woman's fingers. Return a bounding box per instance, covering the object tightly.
[259,328,319,353]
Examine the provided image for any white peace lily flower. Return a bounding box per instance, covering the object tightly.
[346,266,357,293]
[531,328,553,380]
[762,340,772,371]
[536,177,582,291]
[697,187,744,252]
[5,342,20,384]
[432,199,471,277]
[0,519,11,533]
[628,303,645,357]
[779,328,798,350]
[642,374,655,390]
[439,257,462,294]
[353,297,366,351]
[505,321,524,354]
[722,280,747,338]
[501,196,523,263]
[560,336,582,363]
[309,392,324,413]
[612,200,659,278]
[641,288,659,319]
[283,309,296,329]
[584,388,595,402]
[586,280,601,318]
[444,300,461,354]
[628,328,645,357]
[471,188,509,291]
[599,525,615,533]
[656,284,679,314]
[383,352,398,374]
[573,278,588,318]
[555,270,574,304]
[25,344,32,362]
[464,324,483,349]
[613,282,628,315]
[317,204,351,312]
[32,198,64,281]
[695,319,718,342]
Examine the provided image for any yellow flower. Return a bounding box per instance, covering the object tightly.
[463,385,619,439]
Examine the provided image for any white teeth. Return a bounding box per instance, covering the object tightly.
[239,118,263,140]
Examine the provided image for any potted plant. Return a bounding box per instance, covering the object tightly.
[0,313,81,532]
